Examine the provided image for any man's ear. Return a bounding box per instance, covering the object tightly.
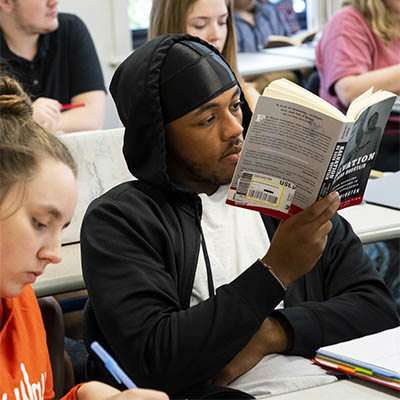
[0,0,15,14]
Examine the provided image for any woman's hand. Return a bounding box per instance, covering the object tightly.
[76,381,169,400]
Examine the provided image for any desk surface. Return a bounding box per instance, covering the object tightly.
[338,202,400,244]
[263,44,316,62]
[237,52,314,77]
[265,378,399,399]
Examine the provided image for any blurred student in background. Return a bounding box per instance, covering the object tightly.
[316,0,400,172]
[233,0,305,92]
[0,0,106,133]
[148,0,260,110]
[272,0,300,35]
[233,0,291,52]
[0,75,168,400]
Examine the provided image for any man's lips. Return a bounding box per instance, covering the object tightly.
[221,144,243,160]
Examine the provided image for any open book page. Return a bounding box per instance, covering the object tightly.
[265,30,317,48]
[316,327,400,377]
[264,79,347,121]
[226,94,352,219]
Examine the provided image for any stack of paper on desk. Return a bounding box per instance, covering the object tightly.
[314,327,400,390]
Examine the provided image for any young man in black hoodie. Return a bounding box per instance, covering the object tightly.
[81,35,399,399]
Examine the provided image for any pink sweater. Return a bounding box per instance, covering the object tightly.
[316,6,400,134]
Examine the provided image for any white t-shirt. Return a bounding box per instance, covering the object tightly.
[191,185,337,397]
[191,184,270,306]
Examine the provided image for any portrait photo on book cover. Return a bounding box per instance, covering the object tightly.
[331,103,387,197]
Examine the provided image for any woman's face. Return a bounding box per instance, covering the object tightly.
[185,0,229,53]
[0,157,77,298]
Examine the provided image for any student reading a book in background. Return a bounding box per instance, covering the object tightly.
[233,0,309,93]
[233,0,292,52]
[267,0,300,35]
[316,0,400,316]
[0,75,169,400]
[80,34,399,399]
[316,0,400,173]
[148,0,260,111]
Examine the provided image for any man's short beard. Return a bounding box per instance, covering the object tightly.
[167,150,232,189]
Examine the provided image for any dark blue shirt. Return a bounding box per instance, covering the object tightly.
[234,3,291,52]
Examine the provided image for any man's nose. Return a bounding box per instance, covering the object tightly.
[222,111,244,141]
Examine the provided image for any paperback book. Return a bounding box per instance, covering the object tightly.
[226,79,396,219]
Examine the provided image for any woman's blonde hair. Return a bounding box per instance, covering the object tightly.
[343,0,400,43]
[148,0,239,76]
[0,76,77,206]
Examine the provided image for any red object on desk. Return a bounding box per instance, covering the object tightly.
[61,103,85,110]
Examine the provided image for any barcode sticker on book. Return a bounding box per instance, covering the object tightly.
[233,171,296,214]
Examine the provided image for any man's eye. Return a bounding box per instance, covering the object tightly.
[199,115,215,126]
[232,101,243,111]
[206,115,215,124]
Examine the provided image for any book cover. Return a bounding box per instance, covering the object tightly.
[226,79,396,219]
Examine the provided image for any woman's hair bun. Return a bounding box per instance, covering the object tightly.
[0,76,33,118]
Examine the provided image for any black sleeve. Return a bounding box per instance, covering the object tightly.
[65,14,106,97]
[274,213,399,358]
[81,192,285,394]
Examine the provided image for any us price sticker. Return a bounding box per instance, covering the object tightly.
[235,171,296,213]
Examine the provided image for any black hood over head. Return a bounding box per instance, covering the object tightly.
[110,34,252,188]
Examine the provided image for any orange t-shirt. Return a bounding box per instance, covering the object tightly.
[0,285,81,400]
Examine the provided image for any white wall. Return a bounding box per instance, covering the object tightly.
[307,0,342,32]
[58,0,132,129]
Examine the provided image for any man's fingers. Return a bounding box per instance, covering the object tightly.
[297,192,340,225]
[316,219,333,238]
[312,199,339,229]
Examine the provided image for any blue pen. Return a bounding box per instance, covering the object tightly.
[90,341,138,389]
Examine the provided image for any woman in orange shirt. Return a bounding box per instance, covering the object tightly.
[0,75,168,400]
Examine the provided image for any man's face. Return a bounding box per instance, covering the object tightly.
[166,85,244,195]
[11,0,59,35]
[367,113,378,130]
